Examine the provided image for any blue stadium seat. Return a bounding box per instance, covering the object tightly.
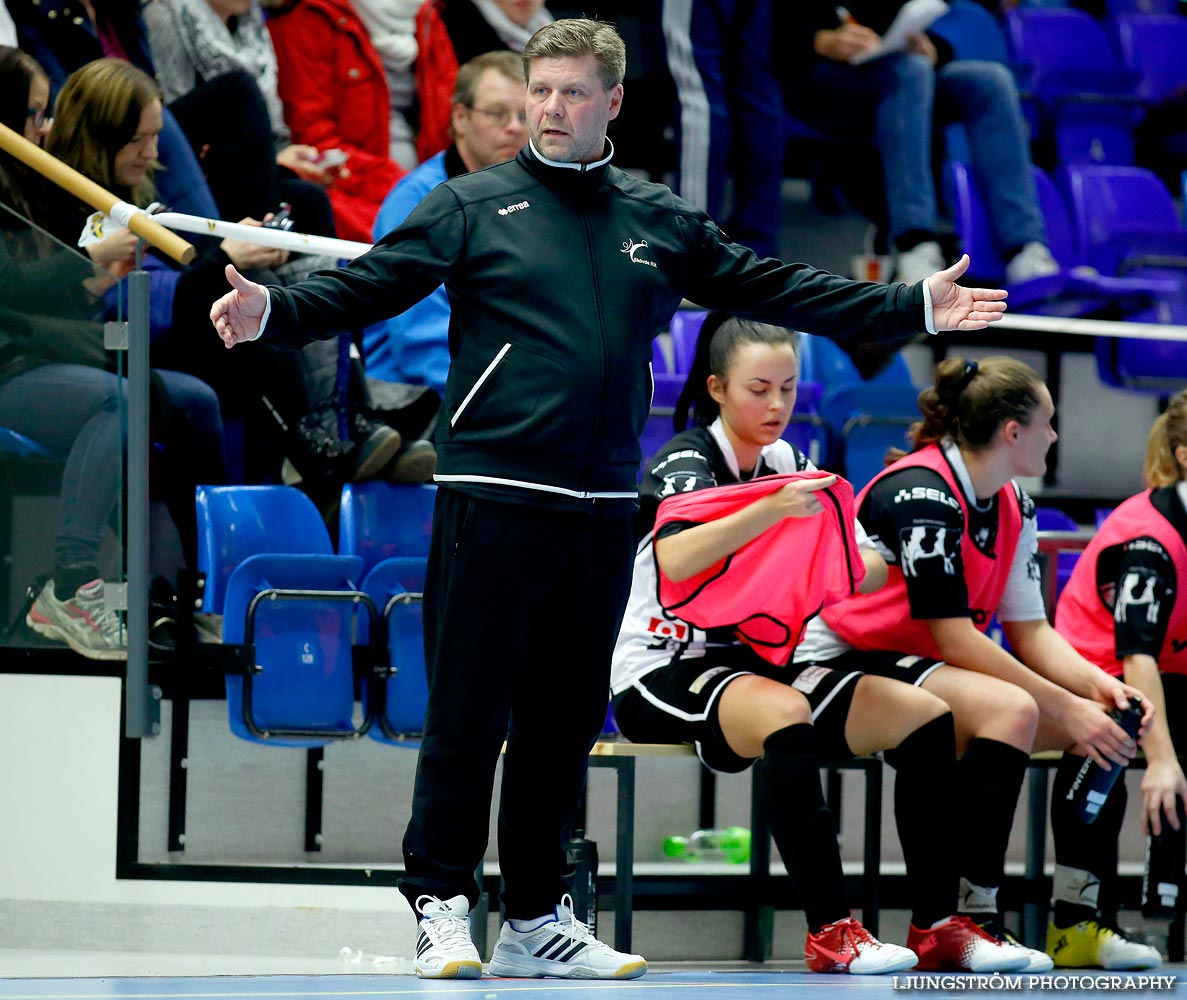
[1005,7,1143,166]
[669,310,708,374]
[946,161,1179,313]
[337,483,438,744]
[801,334,918,489]
[338,481,436,576]
[195,485,374,746]
[1110,14,1187,104]
[1058,164,1187,388]
[359,556,430,745]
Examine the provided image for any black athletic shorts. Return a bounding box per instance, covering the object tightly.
[809,649,947,687]
[611,646,863,773]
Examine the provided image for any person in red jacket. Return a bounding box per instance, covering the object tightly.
[802,356,1156,971]
[1054,388,1187,962]
[266,0,407,243]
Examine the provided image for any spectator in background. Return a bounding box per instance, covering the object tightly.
[142,0,342,237]
[365,50,528,394]
[261,0,410,243]
[43,58,402,486]
[775,1,1061,286]
[347,0,457,169]
[660,0,783,260]
[0,46,225,658]
[6,0,223,219]
[440,0,551,65]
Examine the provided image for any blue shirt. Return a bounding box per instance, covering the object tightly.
[363,150,451,393]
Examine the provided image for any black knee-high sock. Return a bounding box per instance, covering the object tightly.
[885,713,959,928]
[763,723,847,932]
[956,737,1030,917]
[1050,751,1128,927]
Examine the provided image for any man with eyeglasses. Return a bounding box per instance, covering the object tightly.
[363,50,528,395]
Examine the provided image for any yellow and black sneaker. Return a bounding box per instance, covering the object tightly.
[1046,919,1162,970]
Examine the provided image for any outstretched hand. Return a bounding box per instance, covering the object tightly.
[210,264,268,348]
[927,254,1009,332]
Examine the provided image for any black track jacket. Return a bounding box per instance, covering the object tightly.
[259,142,928,506]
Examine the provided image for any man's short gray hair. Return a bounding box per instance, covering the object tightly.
[522,18,626,90]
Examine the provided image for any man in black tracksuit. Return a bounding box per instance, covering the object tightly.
[211,18,1009,981]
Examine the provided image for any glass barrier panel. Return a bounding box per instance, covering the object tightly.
[0,200,127,659]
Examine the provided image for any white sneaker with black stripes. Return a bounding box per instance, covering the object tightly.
[413,894,483,979]
[487,894,648,979]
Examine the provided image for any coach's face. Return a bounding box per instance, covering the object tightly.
[527,53,622,164]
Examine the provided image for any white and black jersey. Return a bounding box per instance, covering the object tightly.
[1104,485,1187,658]
[611,418,876,694]
[797,439,1044,662]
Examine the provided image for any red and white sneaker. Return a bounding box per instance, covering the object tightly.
[804,917,917,975]
[908,915,1031,973]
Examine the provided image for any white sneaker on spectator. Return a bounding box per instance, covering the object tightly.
[26,578,125,660]
[895,241,947,285]
[488,894,647,979]
[1005,242,1060,284]
[414,894,482,979]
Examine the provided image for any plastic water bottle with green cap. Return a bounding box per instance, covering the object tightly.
[662,826,751,863]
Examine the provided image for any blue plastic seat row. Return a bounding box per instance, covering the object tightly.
[195,482,437,749]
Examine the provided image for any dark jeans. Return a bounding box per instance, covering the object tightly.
[400,487,636,919]
[0,363,224,575]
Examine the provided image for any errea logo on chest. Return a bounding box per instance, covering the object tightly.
[498,200,530,216]
[621,238,657,267]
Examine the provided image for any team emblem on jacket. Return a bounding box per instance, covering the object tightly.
[498,200,530,216]
[900,526,959,577]
[621,238,657,267]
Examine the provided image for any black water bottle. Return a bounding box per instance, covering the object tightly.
[1068,697,1145,824]
[568,835,599,937]
[1143,798,1187,920]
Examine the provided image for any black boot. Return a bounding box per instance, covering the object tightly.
[289,405,358,483]
[350,411,403,481]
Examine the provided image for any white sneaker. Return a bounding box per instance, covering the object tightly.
[1005,242,1060,284]
[488,894,647,979]
[979,919,1055,972]
[895,241,947,285]
[414,894,482,979]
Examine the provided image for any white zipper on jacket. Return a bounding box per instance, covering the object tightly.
[450,342,511,428]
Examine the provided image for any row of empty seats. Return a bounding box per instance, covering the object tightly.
[195,481,436,748]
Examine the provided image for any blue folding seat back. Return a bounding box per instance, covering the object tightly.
[652,373,685,410]
[338,481,437,576]
[1107,0,1180,18]
[931,0,1010,64]
[1060,164,1184,275]
[196,485,336,614]
[360,557,430,744]
[1111,14,1187,103]
[223,552,367,745]
[669,310,708,374]
[639,410,678,482]
[1005,8,1142,165]
[839,419,915,492]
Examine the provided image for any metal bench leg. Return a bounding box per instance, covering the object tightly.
[744,758,773,962]
[1023,765,1050,950]
[167,694,189,852]
[861,760,882,936]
